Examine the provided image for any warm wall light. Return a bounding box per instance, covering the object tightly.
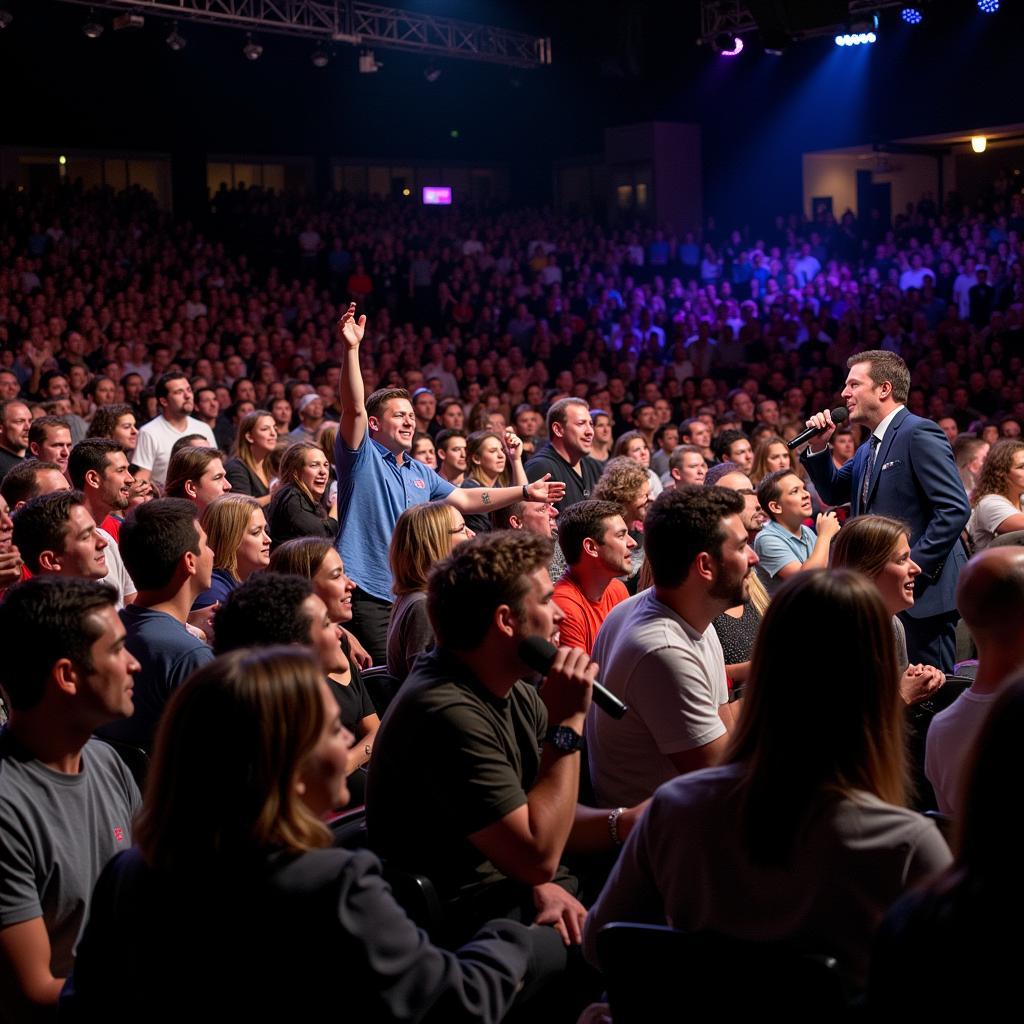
[972,136,988,154]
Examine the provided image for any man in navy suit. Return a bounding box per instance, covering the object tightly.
[801,350,970,673]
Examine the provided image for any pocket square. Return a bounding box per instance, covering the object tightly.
[881,460,903,470]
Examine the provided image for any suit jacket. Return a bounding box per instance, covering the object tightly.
[802,408,969,618]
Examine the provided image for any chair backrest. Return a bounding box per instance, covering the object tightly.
[597,922,848,1021]
[327,804,368,850]
[360,666,402,717]
[101,737,151,790]
[989,529,1024,549]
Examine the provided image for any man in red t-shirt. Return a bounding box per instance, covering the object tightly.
[552,500,636,655]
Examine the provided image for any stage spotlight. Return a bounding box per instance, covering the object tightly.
[972,136,988,154]
[835,31,876,46]
[900,7,923,24]
[424,64,442,82]
[712,32,744,56]
[242,34,263,61]
[977,0,999,12]
[166,24,186,51]
[82,11,104,39]
[311,47,329,67]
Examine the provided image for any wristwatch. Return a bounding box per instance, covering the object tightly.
[544,725,584,753]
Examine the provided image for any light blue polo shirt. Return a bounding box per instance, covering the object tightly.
[335,429,454,602]
[753,518,816,589]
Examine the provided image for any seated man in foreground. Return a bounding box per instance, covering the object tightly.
[587,486,758,807]
[0,578,141,1018]
[367,531,643,945]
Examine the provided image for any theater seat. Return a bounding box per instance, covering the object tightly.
[361,666,403,717]
[101,736,150,790]
[597,923,848,1020]
[327,804,368,849]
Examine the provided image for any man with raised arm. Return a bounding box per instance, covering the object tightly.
[335,304,566,665]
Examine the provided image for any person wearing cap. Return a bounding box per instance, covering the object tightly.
[411,387,438,438]
[287,393,326,445]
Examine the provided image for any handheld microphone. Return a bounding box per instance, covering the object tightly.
[786,406,849,450]
[518,635,628,720]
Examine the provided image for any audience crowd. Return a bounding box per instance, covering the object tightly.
[2,174,1024,1019]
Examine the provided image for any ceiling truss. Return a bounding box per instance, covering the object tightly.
[55,0,552,68]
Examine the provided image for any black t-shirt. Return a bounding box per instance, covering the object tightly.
[524,443,602,512]
[366,647,577,933]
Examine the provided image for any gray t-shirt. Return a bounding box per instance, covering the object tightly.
[0,735,140,975]
[587,589,729,806]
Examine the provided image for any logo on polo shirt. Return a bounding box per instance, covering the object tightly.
[113,827,125,842]
[413,479,425,489]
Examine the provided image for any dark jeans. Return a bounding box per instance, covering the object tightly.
[350,588,393,668]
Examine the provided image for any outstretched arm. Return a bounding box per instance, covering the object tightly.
[337,302,368,451]
[446,474,566,515]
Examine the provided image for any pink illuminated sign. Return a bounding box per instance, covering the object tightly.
[422,186,452,205]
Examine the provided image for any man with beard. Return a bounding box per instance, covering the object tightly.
[131,373,216,490]
[68,439,137,590]
[586,487,757,806]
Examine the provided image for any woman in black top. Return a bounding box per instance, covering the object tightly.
[267,441,338,548]
[224,409,278,505]
[62,647,563,1021]
[270,538,380,804]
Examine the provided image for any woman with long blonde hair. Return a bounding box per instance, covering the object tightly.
[192,493,271,614]
[386,502,474,679]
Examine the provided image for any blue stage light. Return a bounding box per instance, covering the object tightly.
[835,30,877,46]
[900,7,923,24]
[978,0,1000,13]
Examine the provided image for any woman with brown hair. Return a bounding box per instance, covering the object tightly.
[269,537,378,797]
[613,429,663,498]
[224,409,278,505]
[966,438,1024,550]
[164,446,232,515]
[63,647,563,1020]
[750,434,795,486]
[585,570,952,989]
[460,428,526,535]
[266,441,337,547]
[831,515,947,705]
[386,502,473,679]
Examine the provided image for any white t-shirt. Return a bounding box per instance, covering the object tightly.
[133,416,217,488]
[587,589,729,806]
[968,493,1023,551]
[98,528,135,610]
[925,687,1001,816]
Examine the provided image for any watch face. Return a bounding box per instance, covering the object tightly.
[547,725,582,752]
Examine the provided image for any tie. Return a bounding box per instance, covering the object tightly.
[860,435,881,512]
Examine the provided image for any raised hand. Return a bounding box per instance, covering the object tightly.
[337,302,367,350]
